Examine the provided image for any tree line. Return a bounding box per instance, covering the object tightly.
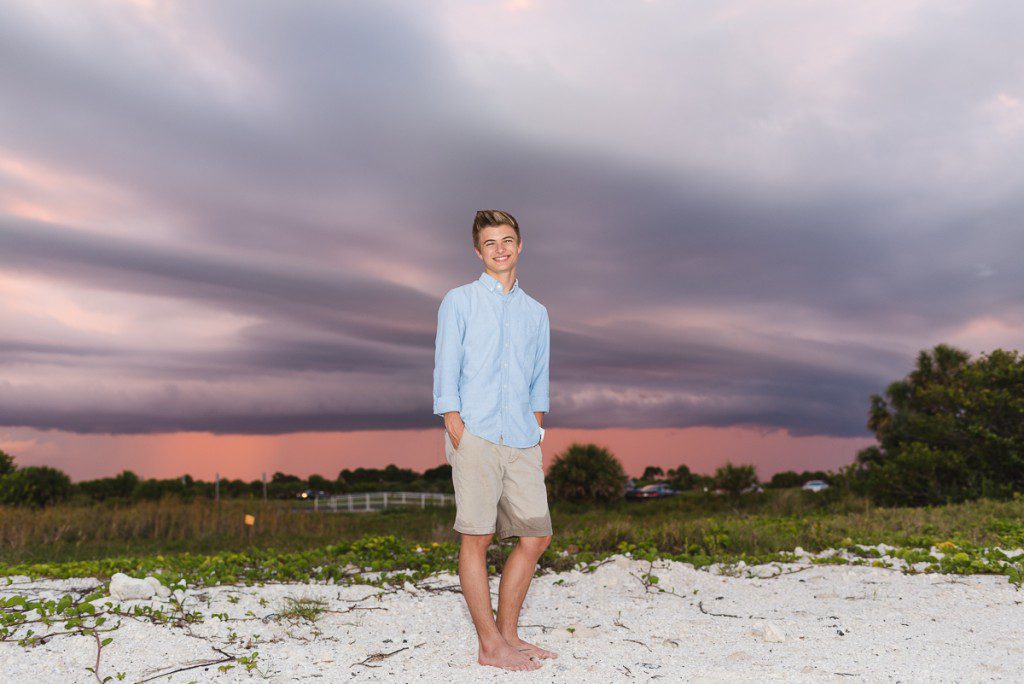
[0,454,454,507]
[633,464,833,491]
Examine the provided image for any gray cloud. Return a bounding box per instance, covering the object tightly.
[1,1,1022,438]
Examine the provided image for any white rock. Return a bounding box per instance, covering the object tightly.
[762,622,786,642]
[613,556,631,570]
[109,573,156,601]
[172,589,186,603]
[144,576,171,598]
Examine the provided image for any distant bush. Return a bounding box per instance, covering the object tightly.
[767,469,832,489]
[713,462,758,498]
[0,466,73,507]
[423,464,452,481]
[641,466,664,480]
[0,449,14,476]
[667,464,699,491]
[546,443,627,503]
[78,470,140,501]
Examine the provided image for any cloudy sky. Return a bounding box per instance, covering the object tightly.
[1,0,1021,480]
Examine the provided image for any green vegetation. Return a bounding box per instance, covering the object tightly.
[767,469,832,489]
[665,463,701,490]
[2,489,1023,571]
[278,596,328,624]
[0,463,73,507]
[712,462,759,498]
[856,344,1024,505]
[1,496,1023,589]
[0,450,453,508]
[545,442,628,502]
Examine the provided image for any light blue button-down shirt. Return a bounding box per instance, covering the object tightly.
[433,271,550,448]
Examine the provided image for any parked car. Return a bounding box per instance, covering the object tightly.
[801,479,830,493]
[741,483,764,494]
[298,489,328,499]
[626,483,679,500]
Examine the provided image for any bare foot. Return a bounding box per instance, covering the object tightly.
[478,640,542,671]
[504,635,558,659]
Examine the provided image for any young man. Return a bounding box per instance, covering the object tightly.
[432,210,555,671]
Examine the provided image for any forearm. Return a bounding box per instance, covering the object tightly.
[534,411,544,428]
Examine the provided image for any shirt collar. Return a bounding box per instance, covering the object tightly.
[478,271,518,296]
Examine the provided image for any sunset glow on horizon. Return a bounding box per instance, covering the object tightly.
[1,426,873,483]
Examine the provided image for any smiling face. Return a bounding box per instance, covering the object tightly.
[475,224,522,276]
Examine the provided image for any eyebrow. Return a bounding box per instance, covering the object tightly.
[483,236,515,242]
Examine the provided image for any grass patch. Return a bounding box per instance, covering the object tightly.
[279,596,328,624]
[1,489,1018,561]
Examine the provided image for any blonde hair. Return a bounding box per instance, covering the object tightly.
[472,210,520,250]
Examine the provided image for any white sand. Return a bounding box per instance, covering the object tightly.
[2,549,1023,682]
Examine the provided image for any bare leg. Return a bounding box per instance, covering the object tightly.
[458,533,541,671]
[497,535,558,659]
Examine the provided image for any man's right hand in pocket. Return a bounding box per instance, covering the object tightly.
[444,412,465,449]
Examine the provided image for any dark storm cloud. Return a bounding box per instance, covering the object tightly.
[0,210,902,436]
[0,404,436,435]
[0,0,475,259]
[0,1,1021,437]
[0,215,437,346]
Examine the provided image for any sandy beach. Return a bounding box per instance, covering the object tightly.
[2,546,1022,683]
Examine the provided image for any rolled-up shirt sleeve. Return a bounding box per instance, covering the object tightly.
[529,308,550,413]
[432,291,464,415]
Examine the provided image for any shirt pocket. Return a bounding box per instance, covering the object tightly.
[522,318,541,363]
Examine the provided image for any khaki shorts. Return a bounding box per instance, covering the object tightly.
[444,427,552,539]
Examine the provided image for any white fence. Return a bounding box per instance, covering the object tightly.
[302,491,455,512]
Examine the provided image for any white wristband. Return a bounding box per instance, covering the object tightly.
[538,426,545,442]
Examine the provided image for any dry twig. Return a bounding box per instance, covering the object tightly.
[624,638,652,652]
[138,648,237,683]
[697,599,740,618]
[351,642,425,668]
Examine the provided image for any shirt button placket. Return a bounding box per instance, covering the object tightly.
[500,295,507,443]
